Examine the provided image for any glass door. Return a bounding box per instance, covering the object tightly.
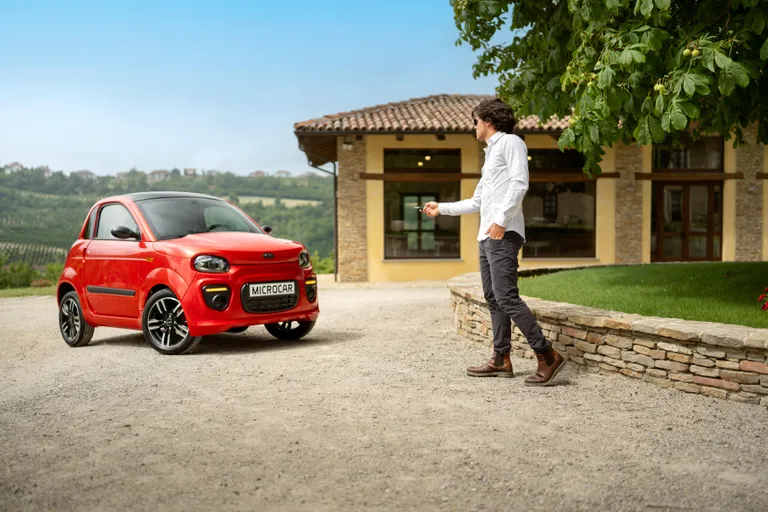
[651,183,722,261]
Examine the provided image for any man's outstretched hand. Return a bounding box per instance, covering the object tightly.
[423,201,440,217]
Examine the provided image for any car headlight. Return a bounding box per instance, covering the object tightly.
[194,255,230,273]
[298,250,311,269]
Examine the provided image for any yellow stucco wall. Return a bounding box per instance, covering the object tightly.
[722,139,737,261]
[597,146,616,264]
[764,145,768,260]
[363,133,619,281]
[365,135,482,282]
[641,145,652,263]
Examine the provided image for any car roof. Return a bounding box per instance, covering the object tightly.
[122,191,225,202]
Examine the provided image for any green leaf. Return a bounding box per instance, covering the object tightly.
[702,48,716,72]
[751,11,765,34]
[641,96,653,114]
[661,110,671,131]
[715,51,732,69]
[598,66,615,89]
[729,61,750,87]
[762,39,768,60]
[635,0,653,17]
[631,50,646,63]
[605,0,622,11]
[683,74,696,96]
[718,68,737,95]
[619,48,635,67]
[649,116,667,142]
[654,0,670,10]
[670,103,688,130]
[695,83,711,95]
[589,124,600,144]
[635,117,652,145]
[678,101,700,119]
[558,127,576,151]
[606,91,622,111]
[654,94,665,115]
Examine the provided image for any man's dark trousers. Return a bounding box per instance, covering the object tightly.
[479,230,548,355]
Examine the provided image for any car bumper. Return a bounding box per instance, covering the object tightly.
[181,264,320,336]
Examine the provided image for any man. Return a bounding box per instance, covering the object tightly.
[423,98,565,386]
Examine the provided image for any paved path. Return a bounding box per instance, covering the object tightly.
[1,286,767,511]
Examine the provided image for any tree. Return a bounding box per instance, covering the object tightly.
[452,0,768,175]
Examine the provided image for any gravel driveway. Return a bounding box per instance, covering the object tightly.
[1,284,767,512]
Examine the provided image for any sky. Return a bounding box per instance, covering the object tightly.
[0,0,500,176]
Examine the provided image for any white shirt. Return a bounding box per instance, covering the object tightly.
[438,131,529,242]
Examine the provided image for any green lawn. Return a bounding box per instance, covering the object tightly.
[518,262,768,329]
[0,286,56,298]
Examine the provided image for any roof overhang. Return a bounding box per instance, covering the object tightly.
[295,128,564,167]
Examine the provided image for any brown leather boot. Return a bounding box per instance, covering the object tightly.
[466,351,514,378]
[524,348,566,386]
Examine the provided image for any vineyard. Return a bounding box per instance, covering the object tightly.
[0,242,68,267]
[0,171,336,288]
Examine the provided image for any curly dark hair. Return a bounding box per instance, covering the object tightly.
[472,98,517,133]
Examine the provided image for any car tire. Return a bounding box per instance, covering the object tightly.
[226,326,249,334]
[142,289,202,355]
[58,291,95,347]
[264,320,316,341]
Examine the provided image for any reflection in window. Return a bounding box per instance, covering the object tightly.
[96,204,138,240]
[522,182,595,258]
[384,182,461,259]
[652,134,723,169]
[384,149,461,172]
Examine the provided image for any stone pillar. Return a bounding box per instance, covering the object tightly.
[734,124,764,261]
[336,137,368,282]
[614,143,645,264]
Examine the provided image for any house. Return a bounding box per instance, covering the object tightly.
[294,94,766,283]
[184,168,197,177]
[148,170,170,183]
[204,170,220,177]
[71,170,96,180]
[250,170,266,178]
[5,162,24,172]
[40,165,52,178]
[275,170,291,177]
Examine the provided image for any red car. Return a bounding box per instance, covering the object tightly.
[56,191,320,355]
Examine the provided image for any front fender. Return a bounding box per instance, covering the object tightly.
[139,268,190,313]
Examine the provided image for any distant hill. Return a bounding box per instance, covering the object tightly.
[0,168,334,260]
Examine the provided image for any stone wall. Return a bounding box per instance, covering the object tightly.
[614,144,644,264]
[734,124,764,261]
[336,137,368,282]
[449,273,768,407]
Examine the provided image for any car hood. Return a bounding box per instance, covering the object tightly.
[153,232,305,264]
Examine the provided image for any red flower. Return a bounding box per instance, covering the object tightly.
[760,294,766,302]
[763,303,768,311]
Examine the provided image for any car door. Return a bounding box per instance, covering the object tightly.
[83,203,142,318]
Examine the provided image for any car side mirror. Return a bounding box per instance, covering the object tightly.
[263,226,273,235]
[111,225,141,240]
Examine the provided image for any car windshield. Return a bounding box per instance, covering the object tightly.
[135,197,263,240]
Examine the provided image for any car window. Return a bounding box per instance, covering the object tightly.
[135,197,262,240]
[96,204,139,240]
[83,207,98,239]
[203,205,254,232]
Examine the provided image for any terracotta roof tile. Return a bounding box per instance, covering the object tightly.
[294,94,569,134]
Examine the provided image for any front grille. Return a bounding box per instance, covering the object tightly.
[240,283,298,313]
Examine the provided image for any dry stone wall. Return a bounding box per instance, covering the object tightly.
[449,272,768,407]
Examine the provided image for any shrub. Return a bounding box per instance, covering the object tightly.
[311,250,335,274]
